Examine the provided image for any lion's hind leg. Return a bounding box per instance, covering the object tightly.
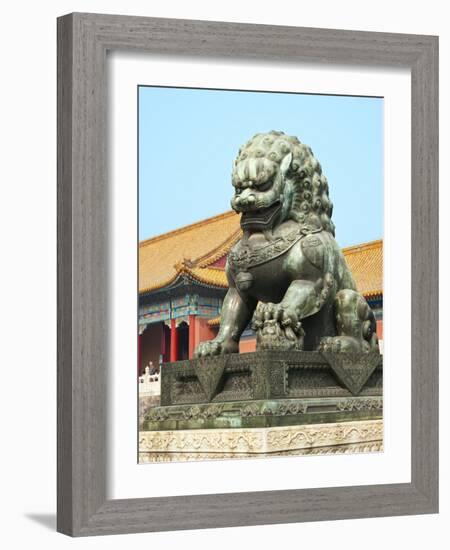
[319,289,379,353]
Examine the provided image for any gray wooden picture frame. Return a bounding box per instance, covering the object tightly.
[57,12,439,537]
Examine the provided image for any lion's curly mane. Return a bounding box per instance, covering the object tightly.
[232,131,335,236]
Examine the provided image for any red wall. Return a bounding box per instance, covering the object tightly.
[194,317,218,348]
[376,320,383,339]
[239,338,256,353]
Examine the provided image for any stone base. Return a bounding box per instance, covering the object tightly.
[139,395,160,429]
[145,395,382,431]
[139,419,383,463]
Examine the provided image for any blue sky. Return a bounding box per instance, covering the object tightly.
[139,86,383,248]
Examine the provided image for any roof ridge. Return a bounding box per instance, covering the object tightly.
[342,238,383,254]
[194,228,242,267]
[139,264,229,295]
[139,210,237,247]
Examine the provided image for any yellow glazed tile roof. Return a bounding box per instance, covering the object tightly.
[185,266,229,288]
[342,239,383,298]
[139,211,240,294]
[139,210,382,298]
[207,316,222,327]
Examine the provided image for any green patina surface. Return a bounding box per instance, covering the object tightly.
[159,350,382,407]
[145,396,383,431]
[193,131,381,358]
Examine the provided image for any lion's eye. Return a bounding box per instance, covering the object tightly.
[257,179,273,192]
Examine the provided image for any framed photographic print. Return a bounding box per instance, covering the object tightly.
[137,86,385,463]
[57,13,438,536]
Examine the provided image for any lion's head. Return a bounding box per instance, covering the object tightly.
[230,131,335,235]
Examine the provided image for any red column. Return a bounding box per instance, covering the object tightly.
[170,318,178,362]
[376,319,383,339]
[188,314,196,359]
[160,322,166,360]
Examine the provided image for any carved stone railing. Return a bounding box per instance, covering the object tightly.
[138,366,161,396]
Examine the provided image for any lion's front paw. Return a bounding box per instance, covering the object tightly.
[252,302,301,335]
[194,339,238,358]
[252,302,304,351]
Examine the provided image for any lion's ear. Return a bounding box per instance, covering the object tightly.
[280,152,293,176]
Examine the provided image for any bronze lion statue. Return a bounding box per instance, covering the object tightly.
[194,131,379,357]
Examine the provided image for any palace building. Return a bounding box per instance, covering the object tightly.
[138,210,383,374]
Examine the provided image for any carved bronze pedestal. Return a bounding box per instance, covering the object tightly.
[145,351,382,431]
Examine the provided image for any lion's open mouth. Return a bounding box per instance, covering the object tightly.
[240,201,281,231]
